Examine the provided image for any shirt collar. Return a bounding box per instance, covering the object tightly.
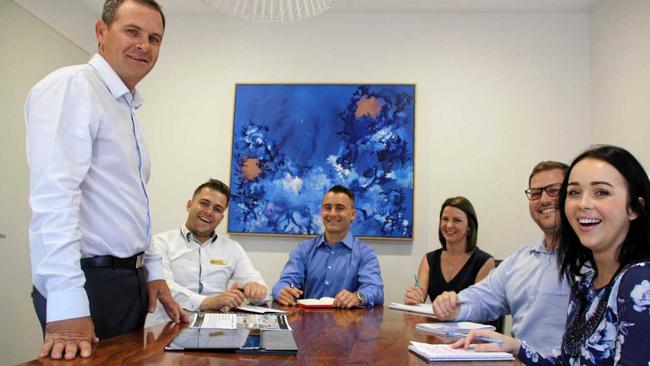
[88,53,144,109]
[317,231,355,249]
[180,225,217,245]
[530,237,557,254]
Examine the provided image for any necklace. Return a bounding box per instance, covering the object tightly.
[562,284,612,358]
[443,251,470,273]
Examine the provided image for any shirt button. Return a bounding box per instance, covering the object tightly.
[328,266,332,269]
[325,281,330,285]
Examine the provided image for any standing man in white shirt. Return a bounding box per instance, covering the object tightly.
[147,179,269,325]
[25,0,186,360]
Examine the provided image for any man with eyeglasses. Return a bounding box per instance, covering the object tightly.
[145,179,269,325]
[432,161,571,357]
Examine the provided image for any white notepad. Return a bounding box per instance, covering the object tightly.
[388,302,436,318]
[297,297,335,308]
[408,341,513,361]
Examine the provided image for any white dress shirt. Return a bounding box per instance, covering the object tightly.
[25,54,163,323]
[146,226,269,325]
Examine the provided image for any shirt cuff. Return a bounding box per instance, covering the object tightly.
[144,258,164,282]
[456,293,470,320]
[187,293,207,312]
[46,288,90,323]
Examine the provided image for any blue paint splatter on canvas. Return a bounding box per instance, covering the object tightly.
[228,84,414,239]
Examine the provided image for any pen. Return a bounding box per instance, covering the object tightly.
[445,331,504,344]
[413,275,423,303]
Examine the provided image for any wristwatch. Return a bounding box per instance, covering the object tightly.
[355,291,366,306]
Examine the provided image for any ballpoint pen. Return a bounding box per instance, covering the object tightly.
[414,275,424,303]
[445,331,504,344]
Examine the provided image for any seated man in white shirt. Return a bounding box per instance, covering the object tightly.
[147,179,269,325]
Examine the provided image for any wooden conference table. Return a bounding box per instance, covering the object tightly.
[21,306,517,365]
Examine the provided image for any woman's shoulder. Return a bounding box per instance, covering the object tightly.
[426,248,443,256]
[617,261,650,283]
[471,247,493,262]
[613,261,650,302]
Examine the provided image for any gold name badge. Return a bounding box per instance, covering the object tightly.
[210,259,227,265]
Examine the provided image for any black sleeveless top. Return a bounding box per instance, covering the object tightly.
[426,248,492,302]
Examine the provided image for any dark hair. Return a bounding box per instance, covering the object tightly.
[327,185,355,204]
[557,145,650,281]
[438,196,479,252]
[193,179,231,204]
[102,0,166,29]
[529,161,569,186]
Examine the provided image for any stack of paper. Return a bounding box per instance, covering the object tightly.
[408,341,513,361]
[415,321,495,337]
[388,302,436,317]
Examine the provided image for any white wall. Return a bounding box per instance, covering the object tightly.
[16,2,650,363]
[0,1,90,364]
[591,0,650,168]
[139,11,591,305]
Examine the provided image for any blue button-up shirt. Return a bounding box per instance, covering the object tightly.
[456,239,570,357]
[272,232,384,307]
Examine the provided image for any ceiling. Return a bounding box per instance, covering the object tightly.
[14,0,603,52]
[77,0,603,15]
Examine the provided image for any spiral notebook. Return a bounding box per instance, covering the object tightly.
[408,341,513,362]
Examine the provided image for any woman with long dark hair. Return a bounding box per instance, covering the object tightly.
[454,145,650,365]
[403,197,495,305]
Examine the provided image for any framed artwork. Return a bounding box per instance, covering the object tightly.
[227,83,415,239]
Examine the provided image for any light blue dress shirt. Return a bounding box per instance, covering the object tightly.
[272,232,384,307]
[25,54,163,323]
[456,239,570,357]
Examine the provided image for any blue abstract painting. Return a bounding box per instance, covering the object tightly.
[228,84,415,239]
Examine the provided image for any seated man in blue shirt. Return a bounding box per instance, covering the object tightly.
[432,161,571,357]
[272,185,384,308]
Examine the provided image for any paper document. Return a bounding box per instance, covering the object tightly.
[191,313,237,329]
[297,297,335,308]
[238,314,292,330]
[237,304,287,314]
[388,302,436,318]
[408,341,513,361]
[415,321,495,336]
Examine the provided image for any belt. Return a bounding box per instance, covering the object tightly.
[80,252,145,269]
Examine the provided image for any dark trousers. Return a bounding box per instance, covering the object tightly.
[32,266,148,340]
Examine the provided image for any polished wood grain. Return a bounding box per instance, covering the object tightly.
[20,306,516,365]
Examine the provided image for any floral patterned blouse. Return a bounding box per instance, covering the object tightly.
[517,261,650,365]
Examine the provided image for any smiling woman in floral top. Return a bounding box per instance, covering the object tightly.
[453,145,650,365]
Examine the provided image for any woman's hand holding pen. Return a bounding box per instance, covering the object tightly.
[450,329,521,355]
[277,284,303,306]
[404,274,425,304]
[404,286,425,305]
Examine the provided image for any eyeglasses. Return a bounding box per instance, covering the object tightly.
[524,183,562,201]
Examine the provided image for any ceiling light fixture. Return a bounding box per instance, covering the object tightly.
[200,0,337,22]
